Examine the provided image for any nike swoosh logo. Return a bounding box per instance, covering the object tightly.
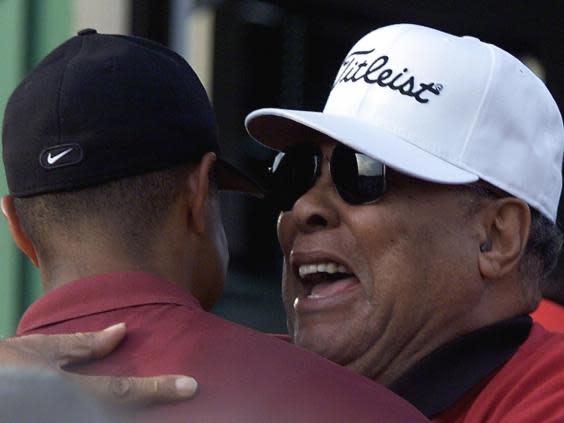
[47,148,73,164]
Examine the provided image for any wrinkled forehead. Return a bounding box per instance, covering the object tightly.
[253,115,334,152]
[265,117,457,192]
[296,132,339,154]
[277,128,404,181]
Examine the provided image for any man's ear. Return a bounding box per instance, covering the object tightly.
[185,152,217,235]
[1,196,39,266]
[478,198,531,281]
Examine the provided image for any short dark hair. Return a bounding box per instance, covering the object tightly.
[462,183,563,308]
[13,164,203,264]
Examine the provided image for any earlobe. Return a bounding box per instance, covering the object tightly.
[186,152,217,236]
[478,198,530,281]
[1,196,39,267]
[479,239,492,252]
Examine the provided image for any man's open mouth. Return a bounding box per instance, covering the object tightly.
[297,261,357,299]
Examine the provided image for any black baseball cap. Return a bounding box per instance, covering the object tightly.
[2,29,264,198]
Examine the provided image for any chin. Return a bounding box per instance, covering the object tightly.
[293,324,351,365]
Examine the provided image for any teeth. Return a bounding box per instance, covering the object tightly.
[298,262,351,278]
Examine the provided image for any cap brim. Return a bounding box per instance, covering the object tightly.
[217,158,265,198]
[245,108,479,185]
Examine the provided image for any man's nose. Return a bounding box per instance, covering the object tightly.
[290,167,340,233]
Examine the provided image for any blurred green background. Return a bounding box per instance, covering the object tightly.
[0,0,73,337]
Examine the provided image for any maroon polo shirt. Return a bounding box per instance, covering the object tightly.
[18,272,427,423]
[432,322,564,422]
[531,299,564,332]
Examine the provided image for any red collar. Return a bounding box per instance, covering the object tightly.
[17,272,202,335]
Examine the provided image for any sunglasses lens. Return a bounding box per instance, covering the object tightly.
[270,144,319,211]
[331,144,385,205]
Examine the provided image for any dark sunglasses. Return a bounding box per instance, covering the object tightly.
[269,143,387,211]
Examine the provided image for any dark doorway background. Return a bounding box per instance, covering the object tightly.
[132,0,564,332]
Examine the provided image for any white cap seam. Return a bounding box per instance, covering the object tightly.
[459,42,497,160]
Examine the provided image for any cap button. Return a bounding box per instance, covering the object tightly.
[77,28,98,36]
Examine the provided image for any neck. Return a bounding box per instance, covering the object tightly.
[40,256,150,292]
[38,237,194,293]
[348,275,529,386]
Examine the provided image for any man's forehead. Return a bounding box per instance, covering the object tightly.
[299,132,338,147]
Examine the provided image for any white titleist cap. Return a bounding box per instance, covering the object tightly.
[246,24,564,222]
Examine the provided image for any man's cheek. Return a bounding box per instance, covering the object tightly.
[282,292,297,339]
[281,281,292,311]
[281,270,296,312]
[276,213,294,253]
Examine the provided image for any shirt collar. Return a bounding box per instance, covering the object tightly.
[389,315,532,418]
[17,271,202,335]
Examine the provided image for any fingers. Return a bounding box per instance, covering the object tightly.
[12,323,127,368]
[47,323,127,367]
[1,326,198,407]
[0,338,51,369]
[66,373,198,406]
